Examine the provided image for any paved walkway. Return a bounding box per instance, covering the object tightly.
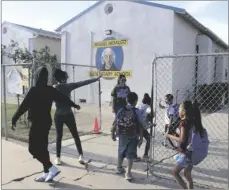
[2,135,183,189]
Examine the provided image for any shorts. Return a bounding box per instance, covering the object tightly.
[118,134,138,159]
[174,152,193,168]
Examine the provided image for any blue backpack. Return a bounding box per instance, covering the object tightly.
[187,127,209,165]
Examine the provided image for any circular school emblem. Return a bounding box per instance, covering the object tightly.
[95,37,125,80]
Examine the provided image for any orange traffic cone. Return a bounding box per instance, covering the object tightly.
[93,117,100,134]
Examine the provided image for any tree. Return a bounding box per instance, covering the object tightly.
[1,40,59,85]
[1,40,57,64]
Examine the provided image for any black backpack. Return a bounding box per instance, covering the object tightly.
[115,107,139,136]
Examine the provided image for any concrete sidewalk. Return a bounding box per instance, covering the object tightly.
[2,135,182,189]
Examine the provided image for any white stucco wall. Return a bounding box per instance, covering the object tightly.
[60,1,174,104]
[212,43,227,83]
[2,23,34,65]
[196,35,214,85]
[32,36,61,62]
[172,13,199,103]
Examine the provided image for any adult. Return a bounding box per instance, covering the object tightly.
[11,67,80,182]
[53,69,102,165]
[111,74,131,115]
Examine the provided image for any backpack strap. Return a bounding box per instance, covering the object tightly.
[187,126,194,145]
[116,108,125,118]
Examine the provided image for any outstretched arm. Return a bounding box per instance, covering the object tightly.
[12,88,34,125]
[65,76,102,92]
[159,101,166,109]
[52,87,79,109]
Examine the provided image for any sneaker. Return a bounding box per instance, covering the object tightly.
[162,142,168,147]
[133,156,141,162]
[79,155,85,164]
[142,155,149,162]
[125,172,133,180]
[34,172,48,182]
[45,165,61,182]
[116,167,125,174]
[55,157,61,165]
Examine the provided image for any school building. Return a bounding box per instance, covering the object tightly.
[55,0,228,104]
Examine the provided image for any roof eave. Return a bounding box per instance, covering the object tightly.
[37,34,61,39]
[177,12,228,50]
[3,21,61,40]
[131,0,186,14]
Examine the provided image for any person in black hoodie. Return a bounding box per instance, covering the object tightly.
[11,67,80,183]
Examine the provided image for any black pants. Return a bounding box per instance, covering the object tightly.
[54,112,83,158]
[28,123,52,173]
[143,129,150,156]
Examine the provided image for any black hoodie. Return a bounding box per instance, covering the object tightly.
[12,67,78,127]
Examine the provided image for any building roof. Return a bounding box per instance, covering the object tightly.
[3,21,61,39]
[55,0,228,49]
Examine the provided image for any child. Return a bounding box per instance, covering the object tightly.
[159,94,178,147]
[165,100,194,189]
[111,92,144,181]
[135,93,152,161]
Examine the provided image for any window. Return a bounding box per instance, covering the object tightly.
[104,3,113,15]
[2,27,7,34]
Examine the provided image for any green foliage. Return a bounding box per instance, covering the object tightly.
[1,40,57,64]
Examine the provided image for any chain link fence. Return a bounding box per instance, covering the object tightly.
[1,62,101,143]
[149,52,229,189]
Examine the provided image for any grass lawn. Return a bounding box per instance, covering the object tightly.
[1,103,85,143]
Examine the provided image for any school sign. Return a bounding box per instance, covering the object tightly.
[90,37,132,79]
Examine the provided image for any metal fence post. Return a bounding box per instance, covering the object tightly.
[149,58,156,166]
[98,78,102,130]
[72,65,76,113]
[2,65,8,140]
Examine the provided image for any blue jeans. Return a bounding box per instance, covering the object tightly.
[118,135,138,159]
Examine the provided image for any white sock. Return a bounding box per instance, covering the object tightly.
[49,165,58,175]
[79,155,84,161]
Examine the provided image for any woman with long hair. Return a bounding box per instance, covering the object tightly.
[111,74,131,115]
[165,100,194,189]
[53,69,101,165]
[11,67,80,182]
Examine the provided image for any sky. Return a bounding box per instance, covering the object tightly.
[2,1,228,44]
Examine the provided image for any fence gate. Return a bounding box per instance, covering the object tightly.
[150,52,229,189]
[1,62,101,143]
